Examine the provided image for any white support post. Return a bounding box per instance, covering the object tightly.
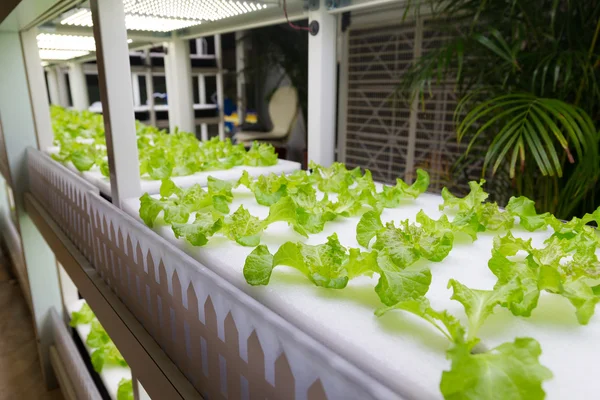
[46,67,61,106]
[198,74,208,140]
[90,0,141,206]
[308,0,337,166]
[336,22,349,164]
[21,28,53,150]
[215,34,225,140]
[68,62,89,110]
[235,31,246,127]
[0,30,62,389]
[55,66,70,107]
[144,49,157,126]
[132,72,141,107]
[405,17,423,181]
[164,38,195,133]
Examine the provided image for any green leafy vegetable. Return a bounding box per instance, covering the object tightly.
[506,196,551,231]
[70,303,95,327]
[223,206,264,247]
[375,297,465,344]
[489,232,600,323]
[85,320,128,373]
[117,379,134,400]
[448,279,522,340]
[374,251,432,306]
[440,338,552,400]
[440,179,488,212]
[90,340,128,373]
[243,234,376,289]
[51,107,280,177]
[377,169,430,207]
[172,212,223,246]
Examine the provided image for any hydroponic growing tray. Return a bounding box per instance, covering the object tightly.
[45,146,300,196]
[67,299,131,400]
[121,188,600,400]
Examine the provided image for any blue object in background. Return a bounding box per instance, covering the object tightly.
[223,98,235,134]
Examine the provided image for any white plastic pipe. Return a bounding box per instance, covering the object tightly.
[308,0,337,166]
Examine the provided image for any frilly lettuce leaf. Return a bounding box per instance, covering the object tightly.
[506,196,550,231]
[223,206,264,247]
[70,303,95,327]
[90,340,128,373]
[375,297,466,345]
[309,161,362,193]
[172,211,223,246]
[448,279,522,340]
[440,338,552,400]
[243,234,377,289]
[376,169,430,207]
[374,250,432,306]
[489,232,600,323]
[117,379,134,400]
[243,142,278,166]
[440,179,488,212]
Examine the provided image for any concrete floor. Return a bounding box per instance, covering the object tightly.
[0,249,63,400]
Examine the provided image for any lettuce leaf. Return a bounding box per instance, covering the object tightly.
[86,320,111,348]
[223,206,264,247]
[440,180,488,212]
[375,297,465,344]
[374,250,432,306]
[506,196,550,231]
[376,169,430,207]
[117,379,134,400]
[243,234,377,289]
[70,303,95,327]
[90,340,128,373]
[440,338,552,400]
[448,279,522,340]
[172,212,223,246]
[489,232,600,323]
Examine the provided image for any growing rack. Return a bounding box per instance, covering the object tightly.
[2,0,597,400]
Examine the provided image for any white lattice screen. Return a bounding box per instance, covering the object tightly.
[340,16,483,193]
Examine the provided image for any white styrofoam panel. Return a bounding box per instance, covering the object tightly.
[45,147,300,196]
[66,299,132,400]
[122,189,600,400]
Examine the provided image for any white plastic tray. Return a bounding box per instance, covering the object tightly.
[67,299,132,400]
[45,147,300,196]
[122,189,600,400]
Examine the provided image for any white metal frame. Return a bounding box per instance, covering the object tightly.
[67,61,89,110]
[308,0,338,166]
[165,38,195,133]
[0,29,63,388]
[90,0,140,206]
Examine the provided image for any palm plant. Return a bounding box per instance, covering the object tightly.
[400,0,600,218]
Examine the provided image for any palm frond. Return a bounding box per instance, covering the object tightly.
[456,94,597,179]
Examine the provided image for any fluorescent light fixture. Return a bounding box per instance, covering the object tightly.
[61,8,200,31]
[122,0,269,20]
[37,33,96,51]
[37,33,132,56]
[38,49,90,60]
[125,15,201,31]
[60,1,270,32]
